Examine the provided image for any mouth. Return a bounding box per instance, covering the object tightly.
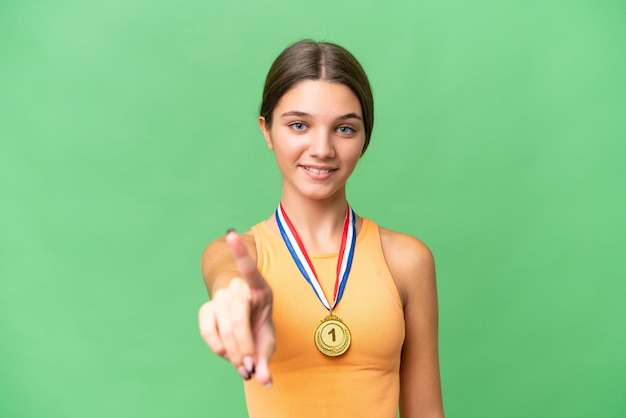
[302,166,335,174]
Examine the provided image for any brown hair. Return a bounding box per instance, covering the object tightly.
[260,40,374,155]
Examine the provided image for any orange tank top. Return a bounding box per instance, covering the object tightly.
[245,218,405,418]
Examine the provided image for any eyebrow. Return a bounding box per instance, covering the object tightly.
[280,110,363,121]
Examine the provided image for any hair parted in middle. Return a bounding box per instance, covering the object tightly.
[259,40,374,155]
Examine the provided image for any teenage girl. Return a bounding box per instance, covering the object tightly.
[199,40,444,418]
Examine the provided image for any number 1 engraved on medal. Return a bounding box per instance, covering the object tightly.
[328,327,336,342]
[315,315,351,357]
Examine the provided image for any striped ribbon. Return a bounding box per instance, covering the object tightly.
[275,203,356,311]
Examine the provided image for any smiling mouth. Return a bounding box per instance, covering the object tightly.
[302,166,335,174]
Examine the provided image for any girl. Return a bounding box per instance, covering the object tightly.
[199,40,444,418]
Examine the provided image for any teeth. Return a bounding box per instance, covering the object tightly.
[305,167,332,174]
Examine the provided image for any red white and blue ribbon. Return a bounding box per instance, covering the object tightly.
[275,203,356,311]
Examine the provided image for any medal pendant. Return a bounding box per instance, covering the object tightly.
[314,314,351,357]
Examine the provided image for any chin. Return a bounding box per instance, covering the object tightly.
[298,186,345,202]
[282,176,347,202]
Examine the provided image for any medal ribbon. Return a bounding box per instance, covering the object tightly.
[275,203,356,311]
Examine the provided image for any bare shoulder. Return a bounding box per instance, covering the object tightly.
[378,227,434,271]
[378,227,436,305]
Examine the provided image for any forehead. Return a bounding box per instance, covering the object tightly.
[275,80,362,117]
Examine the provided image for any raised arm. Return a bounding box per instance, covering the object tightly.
[199,230,275,386]
[381,229,444,418]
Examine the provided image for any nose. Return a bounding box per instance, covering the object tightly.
[308,129,335,159]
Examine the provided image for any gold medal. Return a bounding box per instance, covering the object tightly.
[314,314,351,357]
[276,203,357,357]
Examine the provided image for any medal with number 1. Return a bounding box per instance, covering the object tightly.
[275,203,356,357]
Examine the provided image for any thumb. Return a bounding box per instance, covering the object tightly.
[225,229,265,289]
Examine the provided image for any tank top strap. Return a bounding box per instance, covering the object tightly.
[354,217,403,306]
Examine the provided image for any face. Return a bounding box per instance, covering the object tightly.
[259,79,365,202]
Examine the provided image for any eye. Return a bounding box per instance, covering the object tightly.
[289,122,307,132]
[337,125,355,135]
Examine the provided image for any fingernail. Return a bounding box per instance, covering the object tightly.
[243,356,255,375]
[237,365,251,380]
[264,378,273,389]
[226,228,235,234]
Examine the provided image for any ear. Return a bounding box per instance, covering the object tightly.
[258,116,273,150]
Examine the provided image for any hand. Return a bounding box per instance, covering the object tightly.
[199,230,275,386]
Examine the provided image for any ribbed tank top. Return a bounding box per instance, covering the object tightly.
[245,218,405,418]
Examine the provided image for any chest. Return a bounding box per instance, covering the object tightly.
[264,249,405,367]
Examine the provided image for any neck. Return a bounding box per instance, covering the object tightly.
[279,193,349,254]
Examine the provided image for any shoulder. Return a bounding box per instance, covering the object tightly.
[378,226,434,268]
[377,225,435,306]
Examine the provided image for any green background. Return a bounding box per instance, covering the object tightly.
[1,0,625,417]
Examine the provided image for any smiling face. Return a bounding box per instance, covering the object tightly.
[259,79,366,203]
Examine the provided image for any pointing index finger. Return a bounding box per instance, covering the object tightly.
[225,229,263,288]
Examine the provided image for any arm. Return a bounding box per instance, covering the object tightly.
[199,230,275,386]
[381,229,444,418]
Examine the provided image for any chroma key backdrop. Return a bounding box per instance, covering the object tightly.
[1,0,625,417]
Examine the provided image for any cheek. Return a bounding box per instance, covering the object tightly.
[272,132,306,155]
[271,139,302,169]
[340,140,366,163]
